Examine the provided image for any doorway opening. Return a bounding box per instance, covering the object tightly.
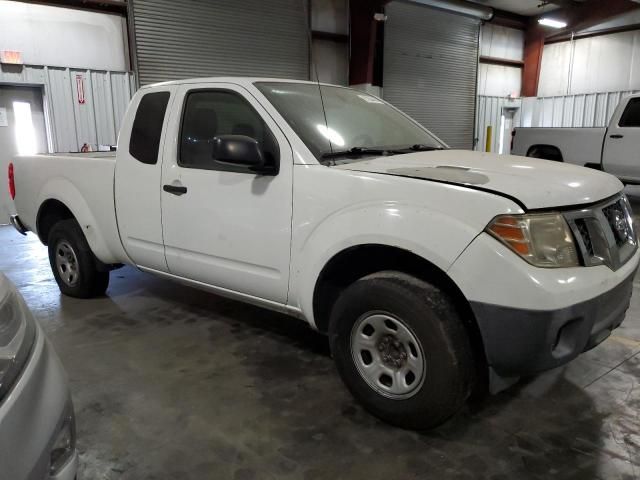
[0,85,48,224]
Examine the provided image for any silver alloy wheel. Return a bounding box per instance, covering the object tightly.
[350,312,426,399]
[55,241,80,287]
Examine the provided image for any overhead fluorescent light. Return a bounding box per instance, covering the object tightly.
[538,18,567,29]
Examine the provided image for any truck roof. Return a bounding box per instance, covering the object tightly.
[140,77,341,90]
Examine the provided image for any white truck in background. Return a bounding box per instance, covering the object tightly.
[9,77,640,430]
[512,93,640,184]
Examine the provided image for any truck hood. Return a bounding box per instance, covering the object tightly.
[333,150,623,209]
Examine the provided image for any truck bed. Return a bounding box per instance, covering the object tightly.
[511,127,606,167]
[12,152,128,264]
[39,152,117,159]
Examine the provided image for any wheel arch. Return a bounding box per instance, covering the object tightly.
[312,244,487,374]
[36,199,76,245]
[526,144,564,162]
[33,176,125,264]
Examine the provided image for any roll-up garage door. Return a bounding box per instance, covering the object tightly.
[130,0,309,86]
[383,1,480,149]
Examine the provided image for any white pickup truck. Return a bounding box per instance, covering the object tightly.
[9,78,640,429]
[512,93,640,184]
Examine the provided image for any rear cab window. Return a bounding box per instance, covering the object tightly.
[619,98,640,127]
[129,91,171,164]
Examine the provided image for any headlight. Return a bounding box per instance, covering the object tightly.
[0,274,36,402]
[486,213,580,268]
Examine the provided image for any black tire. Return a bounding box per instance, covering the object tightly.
[47,219,109,298]
[329,271,474,430]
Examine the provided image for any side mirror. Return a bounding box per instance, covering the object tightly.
[212,135,266,171]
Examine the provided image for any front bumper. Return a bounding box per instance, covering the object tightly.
[0,325,78,480]
[471,268,635,378]
[449,232,640,385]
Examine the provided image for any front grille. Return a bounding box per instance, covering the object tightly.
[565,195,637,271]
[574,218,594,256]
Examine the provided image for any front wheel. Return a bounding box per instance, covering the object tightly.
[329,271,474,430]
[48,219,109,298]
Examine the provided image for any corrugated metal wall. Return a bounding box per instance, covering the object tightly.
[0,65,134,152]
[130,0,309,85]
[475,96,522,153]
[519,91,639,128]
[383,1,480,149]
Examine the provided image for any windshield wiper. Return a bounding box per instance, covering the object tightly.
[320,145,445,162]
[403,144,446,152]
[321,147,391,160]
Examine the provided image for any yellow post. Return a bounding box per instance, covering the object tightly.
[485,126,492,153]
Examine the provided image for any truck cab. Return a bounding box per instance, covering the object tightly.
[602,95,640,181]
[116,81,295,305]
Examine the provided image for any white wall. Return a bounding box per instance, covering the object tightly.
[477,24,523,97]
[310,0,349,85]
[478,64,522,97]
[539,30,640,97]
[0,1,128,71]
[311,39,349,86]
[480,23,524,61]
[311,0,349,35]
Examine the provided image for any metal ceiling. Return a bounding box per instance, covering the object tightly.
[467,0,586,17]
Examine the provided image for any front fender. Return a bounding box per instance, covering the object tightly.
[37,178,119,263]
[290,200,482,327]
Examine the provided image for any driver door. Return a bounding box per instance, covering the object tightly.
[160,83,293,303]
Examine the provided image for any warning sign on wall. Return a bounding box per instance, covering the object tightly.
[76,75,86,105]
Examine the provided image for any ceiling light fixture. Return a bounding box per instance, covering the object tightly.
[538,18,568,29]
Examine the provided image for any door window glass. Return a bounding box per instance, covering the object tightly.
[129,91,170,165]
[619,98,640,127]
[179,90,279,172]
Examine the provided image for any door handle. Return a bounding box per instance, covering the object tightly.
[163,184,188,196]
[610,134,624,139]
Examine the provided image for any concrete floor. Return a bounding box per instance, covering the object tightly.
[2,200,640,480]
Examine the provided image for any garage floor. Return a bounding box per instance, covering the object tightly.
[2,200,640,480]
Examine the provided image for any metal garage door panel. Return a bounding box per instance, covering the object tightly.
[131,0,309,85]
[383,1,480,149]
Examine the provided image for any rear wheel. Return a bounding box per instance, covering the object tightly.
[329,271,474,430]
[527,145,563,162]
[48,219,109,298]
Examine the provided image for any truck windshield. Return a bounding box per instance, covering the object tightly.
[255,82,445,163]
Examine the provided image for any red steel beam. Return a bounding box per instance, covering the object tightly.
[349,0,387,86]
[522,22,546,97]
